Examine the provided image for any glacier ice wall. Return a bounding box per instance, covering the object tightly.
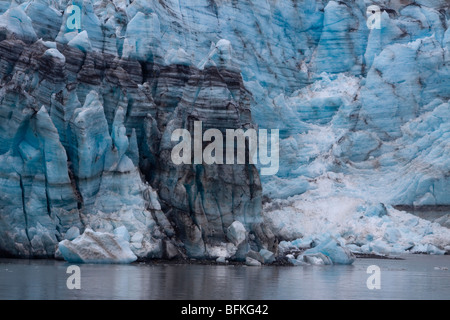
[0,0,449,258]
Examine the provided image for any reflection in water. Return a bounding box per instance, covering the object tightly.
[0,255,449,300]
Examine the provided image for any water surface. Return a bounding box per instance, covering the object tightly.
[0,255,449,300]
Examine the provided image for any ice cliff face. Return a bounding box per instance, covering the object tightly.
[0,0,273,259]
[0,0,449,259]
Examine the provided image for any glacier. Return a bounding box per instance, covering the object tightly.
[0,0,449,263]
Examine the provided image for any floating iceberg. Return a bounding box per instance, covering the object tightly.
[301,253,333,266]
[301,237,355,265]
[58,228,137,264]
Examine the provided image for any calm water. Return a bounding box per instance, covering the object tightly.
[0,255,449,300]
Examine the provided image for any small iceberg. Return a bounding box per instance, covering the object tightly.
[300,237,356,265]
[58,227,137,264]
